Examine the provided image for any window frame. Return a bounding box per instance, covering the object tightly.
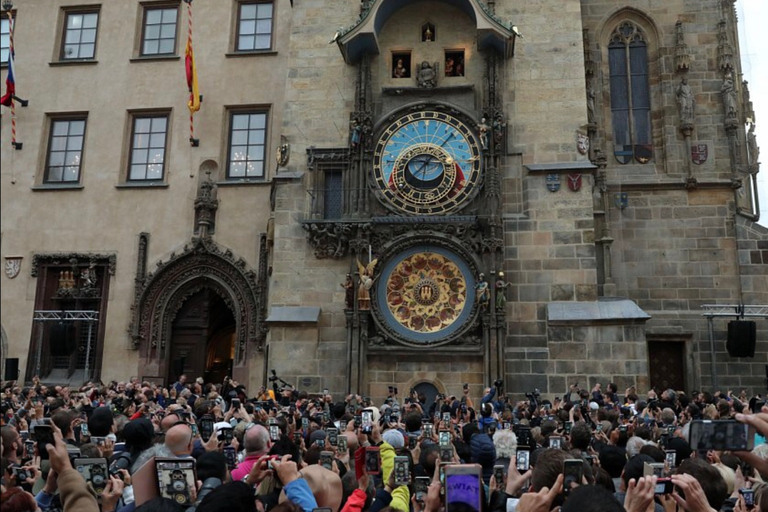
[127,113,171,182]
[226,109,269,180]
[59,8,100,61]
[140,3,180,57]
[44,116,88,185]
[234,0,275,53]
[0,11,14,67]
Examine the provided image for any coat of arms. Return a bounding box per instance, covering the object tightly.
[614,193,629,210]
[567,173,582,192]
[4,256,22,279]
[577,134,589,155]
[546,173,561,192]
[691,143,708,165]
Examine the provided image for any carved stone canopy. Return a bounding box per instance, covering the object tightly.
[336,0,517,64]
[128,236,265,361]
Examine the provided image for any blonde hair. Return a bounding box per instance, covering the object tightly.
[713,463,736,494]
[702,404,718,419]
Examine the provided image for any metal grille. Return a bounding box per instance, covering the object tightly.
[77,324,98,370]
[323,171,343,219]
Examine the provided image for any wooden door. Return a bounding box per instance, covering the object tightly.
[647,341,685,392]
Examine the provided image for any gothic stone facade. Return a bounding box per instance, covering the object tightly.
[0,0,765,401]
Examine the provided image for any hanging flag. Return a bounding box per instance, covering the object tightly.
[185,37,200,114]
[0,17,16,107]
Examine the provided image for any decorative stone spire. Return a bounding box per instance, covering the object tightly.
[194,170,219,238]
[675,21,690,72]
[717,19,734,74]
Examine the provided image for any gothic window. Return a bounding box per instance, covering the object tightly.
[609,21,651,164]
[323,170,343,219]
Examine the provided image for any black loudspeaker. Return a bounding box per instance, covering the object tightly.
[4,358,19,381]
[49,322,77,356]
[726,320,756,357]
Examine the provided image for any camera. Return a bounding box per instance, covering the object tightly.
[494,379,503,388]
[269,369,279,383]
[11,465,30,482]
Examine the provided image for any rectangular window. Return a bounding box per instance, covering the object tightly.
[444,50,465,77]
[141,6,178,56]
[392,52,411,78]
[62,11,99,60]
[128,115,169,181]
[323,170,343,219]
[1,17,9,64]
[227,111,267,179]
[45,118,87,183]
[236,2,273,51]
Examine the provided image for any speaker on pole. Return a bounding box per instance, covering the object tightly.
[726,320,756,357]
[3,358,19,381]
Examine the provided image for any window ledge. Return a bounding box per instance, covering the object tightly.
[129,55,181,63]
[225,50,277,58]
[216,178,270,187]
[115,181,169,189]
[49,59,98,67]
[32,183,84,191]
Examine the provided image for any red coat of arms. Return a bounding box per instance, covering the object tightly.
[691,144,708,165]
[567,173,582,192]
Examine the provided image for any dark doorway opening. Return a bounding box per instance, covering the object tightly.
[647,340,686,393]
[168,289,235,384]
[413,382,440,413]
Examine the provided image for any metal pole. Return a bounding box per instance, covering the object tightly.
[84,321,94,381]
[34,322,44,378]
[707,316,717,390]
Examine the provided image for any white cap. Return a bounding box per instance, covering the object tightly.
[589,402,600,411]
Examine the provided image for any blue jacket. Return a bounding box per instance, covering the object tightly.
[469,433,497,484]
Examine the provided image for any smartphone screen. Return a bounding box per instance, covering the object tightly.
[231,399,240,409]
[156,459,196,507]
[74,458,109,496]
[394,456,409,486]
[364,446,380,475]
[320,451,334,470]
[493,465,505,486]
[223,445,237,469]
[424,423,434,438]
[269,425,280,442]
[442,412,451,423]
[688,419,754,451]
[445,465,482,512]
[198,417,214,442]
[564,421,573,434]
[34,425,54,460]
[439,431,451,446]
[327,428,338,446]
[516,449,530,471]
[414,476,430,502]
[563,459,583,494]
[664,450,676,470]
[549,436,562,449]
[337,435,348,454]
[361,411,373,433]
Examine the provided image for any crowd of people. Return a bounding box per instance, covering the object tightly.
[1,373,767,512]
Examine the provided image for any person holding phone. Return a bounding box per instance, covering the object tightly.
[231,423,272,482]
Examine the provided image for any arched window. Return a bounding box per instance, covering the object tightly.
[609,21,651,164]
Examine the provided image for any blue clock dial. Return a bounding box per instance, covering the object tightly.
[373,111,482,214]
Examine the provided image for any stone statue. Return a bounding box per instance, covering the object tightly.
[586,84,596,124]
[393,58,407,78]
[356,258,377,310]
[676,78,695,126]
[495,272,511,312]
[475,273,490,311]
[748,122,760,167]
[341,273,355,310]
[492,113,506,148]
[477,118,490,149]
[350,118,362,147]
[721,73,738,122]
[416,61,438,88]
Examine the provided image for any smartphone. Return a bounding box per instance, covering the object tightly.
[549,436,562,449]
[654,478,673,495]
[339,420,347,432]
[337,434,348,454]
[361,411,373,433]
[463,383,469,390]
[19,430,29,440]
[156,459,196,507]
[268,417,277,426]
[408,434,418,450]
[231,398,241,409]
[442,412,451,423]
[503,422,511,430]
[516,449,530,471]
[643,462,665,478]
[394,455,410,486]
[293,431,303,445]
[354,415,361,429]
[365,446,380,475]
[190,424,199,438]
[323,388,329,396]
[223,445,237,469]
[424,423,434,438]
[322,410,330,424]
[664,450,676,470]
[564,421,573,435]
[659,433,669,449]
[688,419,755,451]
[218,427,234,445]
[327,428,338,446]
[563,459,583,495]
[198,416,214,442]
[314,439,325,448]
[414,476,430,502]
[619,425,628,433]
[493,465,505,486]
[740,488,755,507]
[302,417,309,430]
[596,424,603,432]
[445,464,483,512]
[79,422,90,437]
[24,439,35,456]
[74,458,109,496]
[269,425,280,442]
[34,425,54,460]
[439,431,451,446]
[517,426,531,447]
[320,451,334,470]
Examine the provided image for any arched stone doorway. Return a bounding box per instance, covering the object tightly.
[167,288,236,385]
[130,237,266,386]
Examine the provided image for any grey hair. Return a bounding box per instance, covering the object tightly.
[132,444,175,473]
[625,436,647,458]
[492,429,518,459]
